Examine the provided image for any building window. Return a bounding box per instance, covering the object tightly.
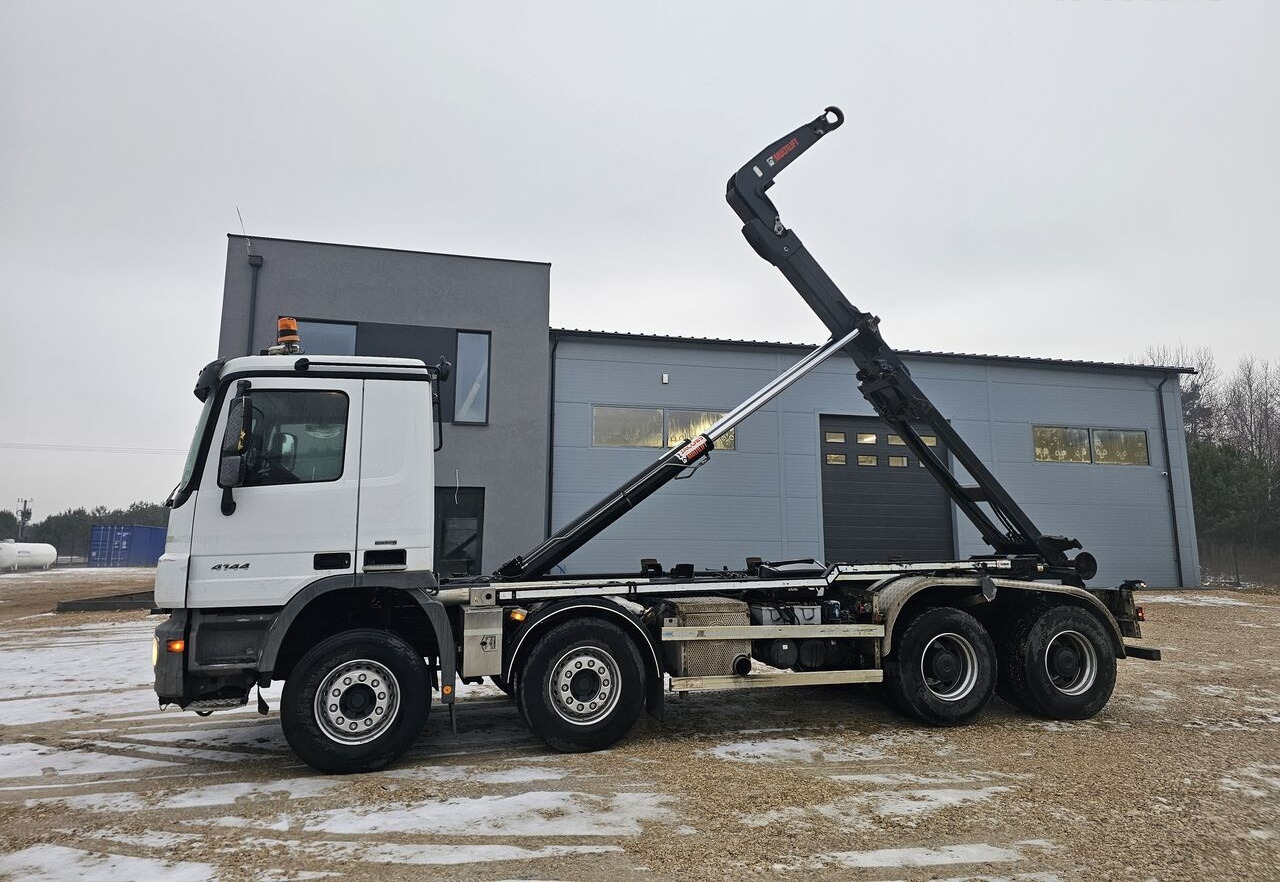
[856,433,877,445]
[435,487,484,577]
[591,406,735,450]
[294,319,356,356]
[1034,425,1148,465]
[824,431,846,444]
[921,435,938,447]
[1091,429,1150,466]
[826,453,847,465]
[240,390,348,486]
[454,331,490,424]
[1033,426,1092,463]
[667,410,735,451]
[857,455,878,466]
[593,406,664,447]
[889,455,908,467]
[888,434,905,446]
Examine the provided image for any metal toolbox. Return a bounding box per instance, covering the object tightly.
[663,596,751,678]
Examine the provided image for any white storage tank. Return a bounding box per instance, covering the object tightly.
[0,541,57,571]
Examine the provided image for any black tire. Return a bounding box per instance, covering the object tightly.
[490,674,514,696]
[281,628,430,774]
[517,619,645,753]
[883,606,997,727]
[1002,604,1116,720]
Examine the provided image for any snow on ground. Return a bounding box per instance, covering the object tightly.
[703,735,888,764]
[0,584,1274,879]
[0,741,179,778]
[194,790,675,837]
[1144,593,1253,607]
[0,620,155,695]
[242,837,622,866]
[30,776,342,812]
[0,566,155,584]
[741,784,1013,829]
[0,843,215,882]
[386,763,567,784]
[810,839,1057,870]
[1218,765,1280,799]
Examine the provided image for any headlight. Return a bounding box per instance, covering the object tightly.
[151,637,159,667]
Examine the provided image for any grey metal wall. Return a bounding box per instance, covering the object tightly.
[218,236,551,573]
[551,335,1199,588]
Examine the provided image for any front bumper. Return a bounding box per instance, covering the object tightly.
[153,611,189,705]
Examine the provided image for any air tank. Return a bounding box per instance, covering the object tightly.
[0,541,58,571]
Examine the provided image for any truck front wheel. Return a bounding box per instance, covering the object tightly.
[1001,604,1116,720]
[517,619,645,753]
[883,606,996,727]
[281,629,430,774]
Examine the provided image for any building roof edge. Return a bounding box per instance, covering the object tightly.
[549,328,1195,374]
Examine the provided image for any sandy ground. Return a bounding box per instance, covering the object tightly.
[0,569,1276,881]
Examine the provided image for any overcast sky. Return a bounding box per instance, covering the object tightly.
[2,0,1276,520]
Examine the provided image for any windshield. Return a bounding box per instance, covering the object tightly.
[169,395,216,503]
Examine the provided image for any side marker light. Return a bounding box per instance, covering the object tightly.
[166,639,186,653]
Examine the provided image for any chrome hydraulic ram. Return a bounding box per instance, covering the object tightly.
[726,106,1092,582]
[494,327,860,580]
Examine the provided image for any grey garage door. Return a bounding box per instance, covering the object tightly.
[820,415,954,564]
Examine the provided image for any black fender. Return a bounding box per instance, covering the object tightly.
[504,597,664,720]
[257,572,458,705]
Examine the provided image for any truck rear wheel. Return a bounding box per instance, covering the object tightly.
[517,619,645,753]
[281,628,430,774]
[883,606,996,727]
[1002,604,1116,720]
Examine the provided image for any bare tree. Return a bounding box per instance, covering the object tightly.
[1219,356,1279,463]
[1142,343,1219,443]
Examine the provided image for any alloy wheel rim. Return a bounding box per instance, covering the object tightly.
[1044,630,1098,696]
[548,646,621,726]
[314,659,401,745]
[920,632,979,701]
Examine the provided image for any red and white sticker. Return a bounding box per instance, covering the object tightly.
[674,436,709,464]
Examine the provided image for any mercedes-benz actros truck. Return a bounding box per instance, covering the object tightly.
[152,107,1156,773]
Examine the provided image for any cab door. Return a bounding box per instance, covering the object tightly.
[188,378,363,608]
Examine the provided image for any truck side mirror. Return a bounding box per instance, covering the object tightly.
[221,397,250,457]
[218,383,252,514]
[218,454,247,488]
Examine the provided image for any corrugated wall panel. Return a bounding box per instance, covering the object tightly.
[551,337,1198,587]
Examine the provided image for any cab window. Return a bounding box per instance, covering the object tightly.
[243,390,349,486]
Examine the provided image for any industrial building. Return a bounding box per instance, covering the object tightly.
[217,235,1199,587]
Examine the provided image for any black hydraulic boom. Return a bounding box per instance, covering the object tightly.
[497,106,1094,584]
[727,107,1092,582]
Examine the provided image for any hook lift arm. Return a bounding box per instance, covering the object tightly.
[497,106,1094,584]
[728,107,1094,584]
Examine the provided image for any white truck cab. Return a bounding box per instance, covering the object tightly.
[158,354,437,611]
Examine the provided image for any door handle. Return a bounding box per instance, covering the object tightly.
[313,552,351,570]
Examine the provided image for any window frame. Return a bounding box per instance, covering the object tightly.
[1089,427,1151,467]
[1032,424,1152,466]
[452,329,492,426]
[665,408,736,452]
[591,405,665,448]
[590,404,738,451]
[434,486,485,577]
[238,389,350,487]
[289,317,358,357]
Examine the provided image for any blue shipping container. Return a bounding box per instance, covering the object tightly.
[88,524,167,567]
